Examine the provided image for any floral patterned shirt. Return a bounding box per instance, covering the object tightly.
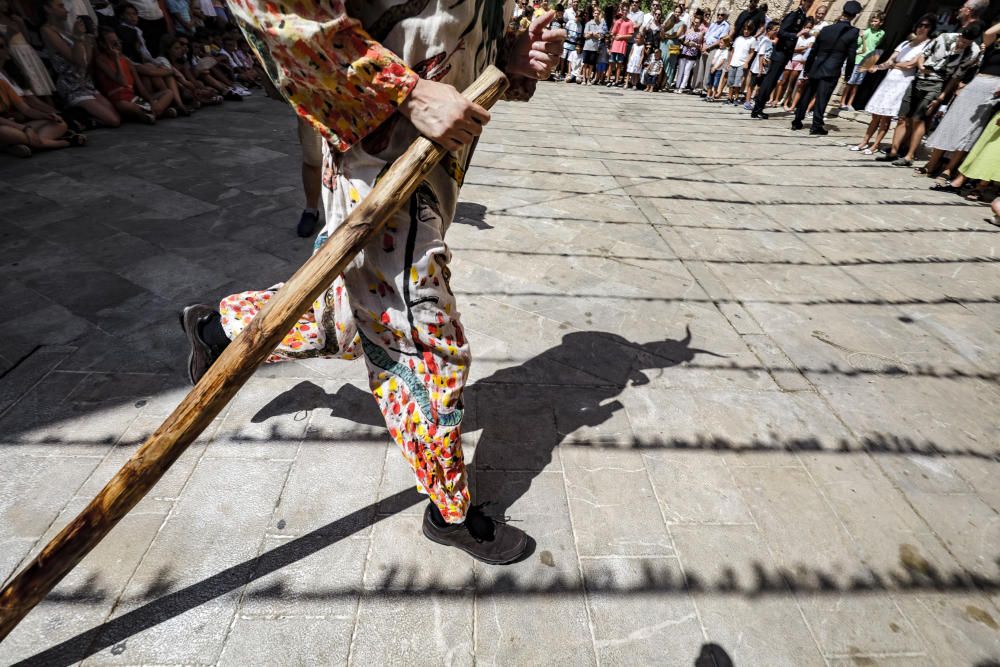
[228,0,420,153]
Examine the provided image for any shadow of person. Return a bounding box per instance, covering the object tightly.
[694,642,735,667]
[466,327,721,515]
[252,327,721,518]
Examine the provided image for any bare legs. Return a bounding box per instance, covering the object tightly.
[77,94,121,127]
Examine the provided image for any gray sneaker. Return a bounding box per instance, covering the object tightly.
[179,304,228,385]
[422,502,530,565]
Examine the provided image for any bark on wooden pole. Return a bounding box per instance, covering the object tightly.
[0,66,509,642]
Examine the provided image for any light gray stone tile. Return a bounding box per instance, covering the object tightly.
[582,557,703,665]
[219,616,353,666]
[671,524,826,667]
[563,447,672,557]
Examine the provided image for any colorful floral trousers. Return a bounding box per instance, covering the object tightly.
[219,146,471,523]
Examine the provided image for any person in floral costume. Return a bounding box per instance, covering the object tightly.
[180,1,564,564]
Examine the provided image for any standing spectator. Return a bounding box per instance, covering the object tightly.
[750,0,812,119]
[850,19,931,155]
[810,4,831,36]
[730,0,759,40]
[41,0,121,128]
[674,13,704,92]
[639,7,661,47]
[661,5,685,90]
[791,1,861,135]
[697,7,730,95]
[879,17,981,166]
[706,36,731,100]
[595,31,610,84]
[561,2,582,79]
[626,29,645,89]
[746,20,777,109]
[921,22,997,178]
[564,0,577,26]
[608,5,633,87]
[166,0,194,36]
[840,11,884,110]
[727,20,756,104]
[931,108,999,207]
[626,0,644,42]
[583,7,604,85]
[643,47,663,91]
[776,16,815,108]
[127,0,167,57]
[0,0,56,99]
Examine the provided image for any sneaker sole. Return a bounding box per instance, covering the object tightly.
[421,521,528,566]
[179,305,214,386]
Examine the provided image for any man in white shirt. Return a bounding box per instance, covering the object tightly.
[697,7,731,93]
[564,0,577,26]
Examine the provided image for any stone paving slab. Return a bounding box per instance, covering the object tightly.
[1,83,999,666]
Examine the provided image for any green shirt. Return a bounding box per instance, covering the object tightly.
[856,27,884,63]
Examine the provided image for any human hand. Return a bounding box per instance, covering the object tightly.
[399,78,491,152]
[72,17,87,38]
[47,113,62,122]
[507,9,566,79]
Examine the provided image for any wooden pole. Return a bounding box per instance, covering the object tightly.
[0,66,509,642]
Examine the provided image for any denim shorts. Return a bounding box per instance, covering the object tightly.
[710,69,724,88]
[727,65,744,88]
[597,62,609,73]
[847,64,866,86]
[610,52,626,64]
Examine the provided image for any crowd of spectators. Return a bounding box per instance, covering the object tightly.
[520,0,999,223]
[0,0,260,157]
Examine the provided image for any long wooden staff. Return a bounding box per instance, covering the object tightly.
[0,65,509,642]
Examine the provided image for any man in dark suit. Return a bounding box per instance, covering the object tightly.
[791,1,862,135]
[749,0,813,119]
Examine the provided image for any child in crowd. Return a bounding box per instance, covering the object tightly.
[706,36,730,100]
[745,21,776,110]
[840,10,884,110]
[626,30,645,89]
[727,21,755,105]
[560,2,581,79]
[219,33,259,88]
[595,32,610,84]
[642,48,663,91]
[94,26,176,122]
[566,42,584,83]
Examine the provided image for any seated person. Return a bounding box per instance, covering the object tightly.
[94,26,176,122]
[0,60,82,157]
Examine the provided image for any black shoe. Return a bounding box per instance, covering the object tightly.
[422,502,529,565]
[790,120,803,130]
[179,304,229,385]
[222,90,243,102]
[809,127,829,135]
[296,209,320,237]
[751,111,769,120]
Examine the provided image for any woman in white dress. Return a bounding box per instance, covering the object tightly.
[850,17,933,155]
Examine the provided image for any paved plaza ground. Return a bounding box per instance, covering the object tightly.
[1,83,999,666]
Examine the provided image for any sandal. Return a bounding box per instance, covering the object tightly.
[891,157,913,167]
[163,107,179,119]
[862,148,875,155]
[63,131,87,147]
[4,144,32,158]
[929,183,961,194]
[849,143,869,151]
